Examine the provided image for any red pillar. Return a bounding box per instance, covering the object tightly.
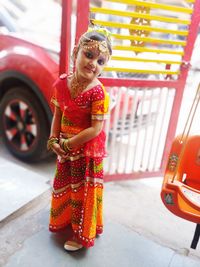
[59,0,72,74]
[75,0,90,45]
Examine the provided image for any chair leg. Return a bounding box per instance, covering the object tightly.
[191,224,200,249]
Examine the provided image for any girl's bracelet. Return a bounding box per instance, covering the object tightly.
[63,139,73,152]
[60,138,66,151]
[47,136,59,151]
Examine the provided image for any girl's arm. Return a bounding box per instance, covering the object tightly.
[68,120,104,149]
[50,106,62,137]
[50,106,66,157]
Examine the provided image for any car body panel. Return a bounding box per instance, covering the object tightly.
[0,34,59,108]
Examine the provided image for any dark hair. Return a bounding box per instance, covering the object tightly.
[80,30,112,55]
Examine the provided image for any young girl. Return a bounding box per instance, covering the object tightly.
[47,27,112,251]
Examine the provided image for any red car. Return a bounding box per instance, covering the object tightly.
[0,33,59,162]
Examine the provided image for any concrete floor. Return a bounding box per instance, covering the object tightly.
[0,141,200,266]
[3,212,200,267]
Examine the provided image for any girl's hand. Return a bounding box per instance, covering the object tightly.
[59,138,65,149]
[51,143,67,158]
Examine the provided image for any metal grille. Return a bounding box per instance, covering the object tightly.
[104,86,175,174]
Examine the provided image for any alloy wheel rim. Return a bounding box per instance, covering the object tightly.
[3,99,38,151]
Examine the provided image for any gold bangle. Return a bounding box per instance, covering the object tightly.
[60,138,65,151]
[63,139,73,152]
[66,139,73,151]
[47,137,59,151]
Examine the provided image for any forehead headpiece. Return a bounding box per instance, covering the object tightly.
[79,27,112,56]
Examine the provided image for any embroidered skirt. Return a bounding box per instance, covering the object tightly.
[49,150,104,248]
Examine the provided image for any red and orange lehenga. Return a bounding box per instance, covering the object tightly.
[49,75,109,248]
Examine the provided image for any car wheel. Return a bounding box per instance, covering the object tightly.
[0,86,51,162]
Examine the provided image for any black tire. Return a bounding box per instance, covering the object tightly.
[0,86,51,162]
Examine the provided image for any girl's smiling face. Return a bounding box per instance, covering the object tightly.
[74,42,110,81]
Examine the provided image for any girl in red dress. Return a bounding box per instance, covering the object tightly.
[47,27,112,251]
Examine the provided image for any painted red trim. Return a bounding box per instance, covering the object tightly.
[182,0,200,63]
[99,78,179,88]
[104,171,163,182]
[75,0,90,45]
[60,0,72,74]
[160,0,200,172]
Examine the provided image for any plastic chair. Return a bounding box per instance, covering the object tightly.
[161,84,200,249]
[161,135,200,224]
